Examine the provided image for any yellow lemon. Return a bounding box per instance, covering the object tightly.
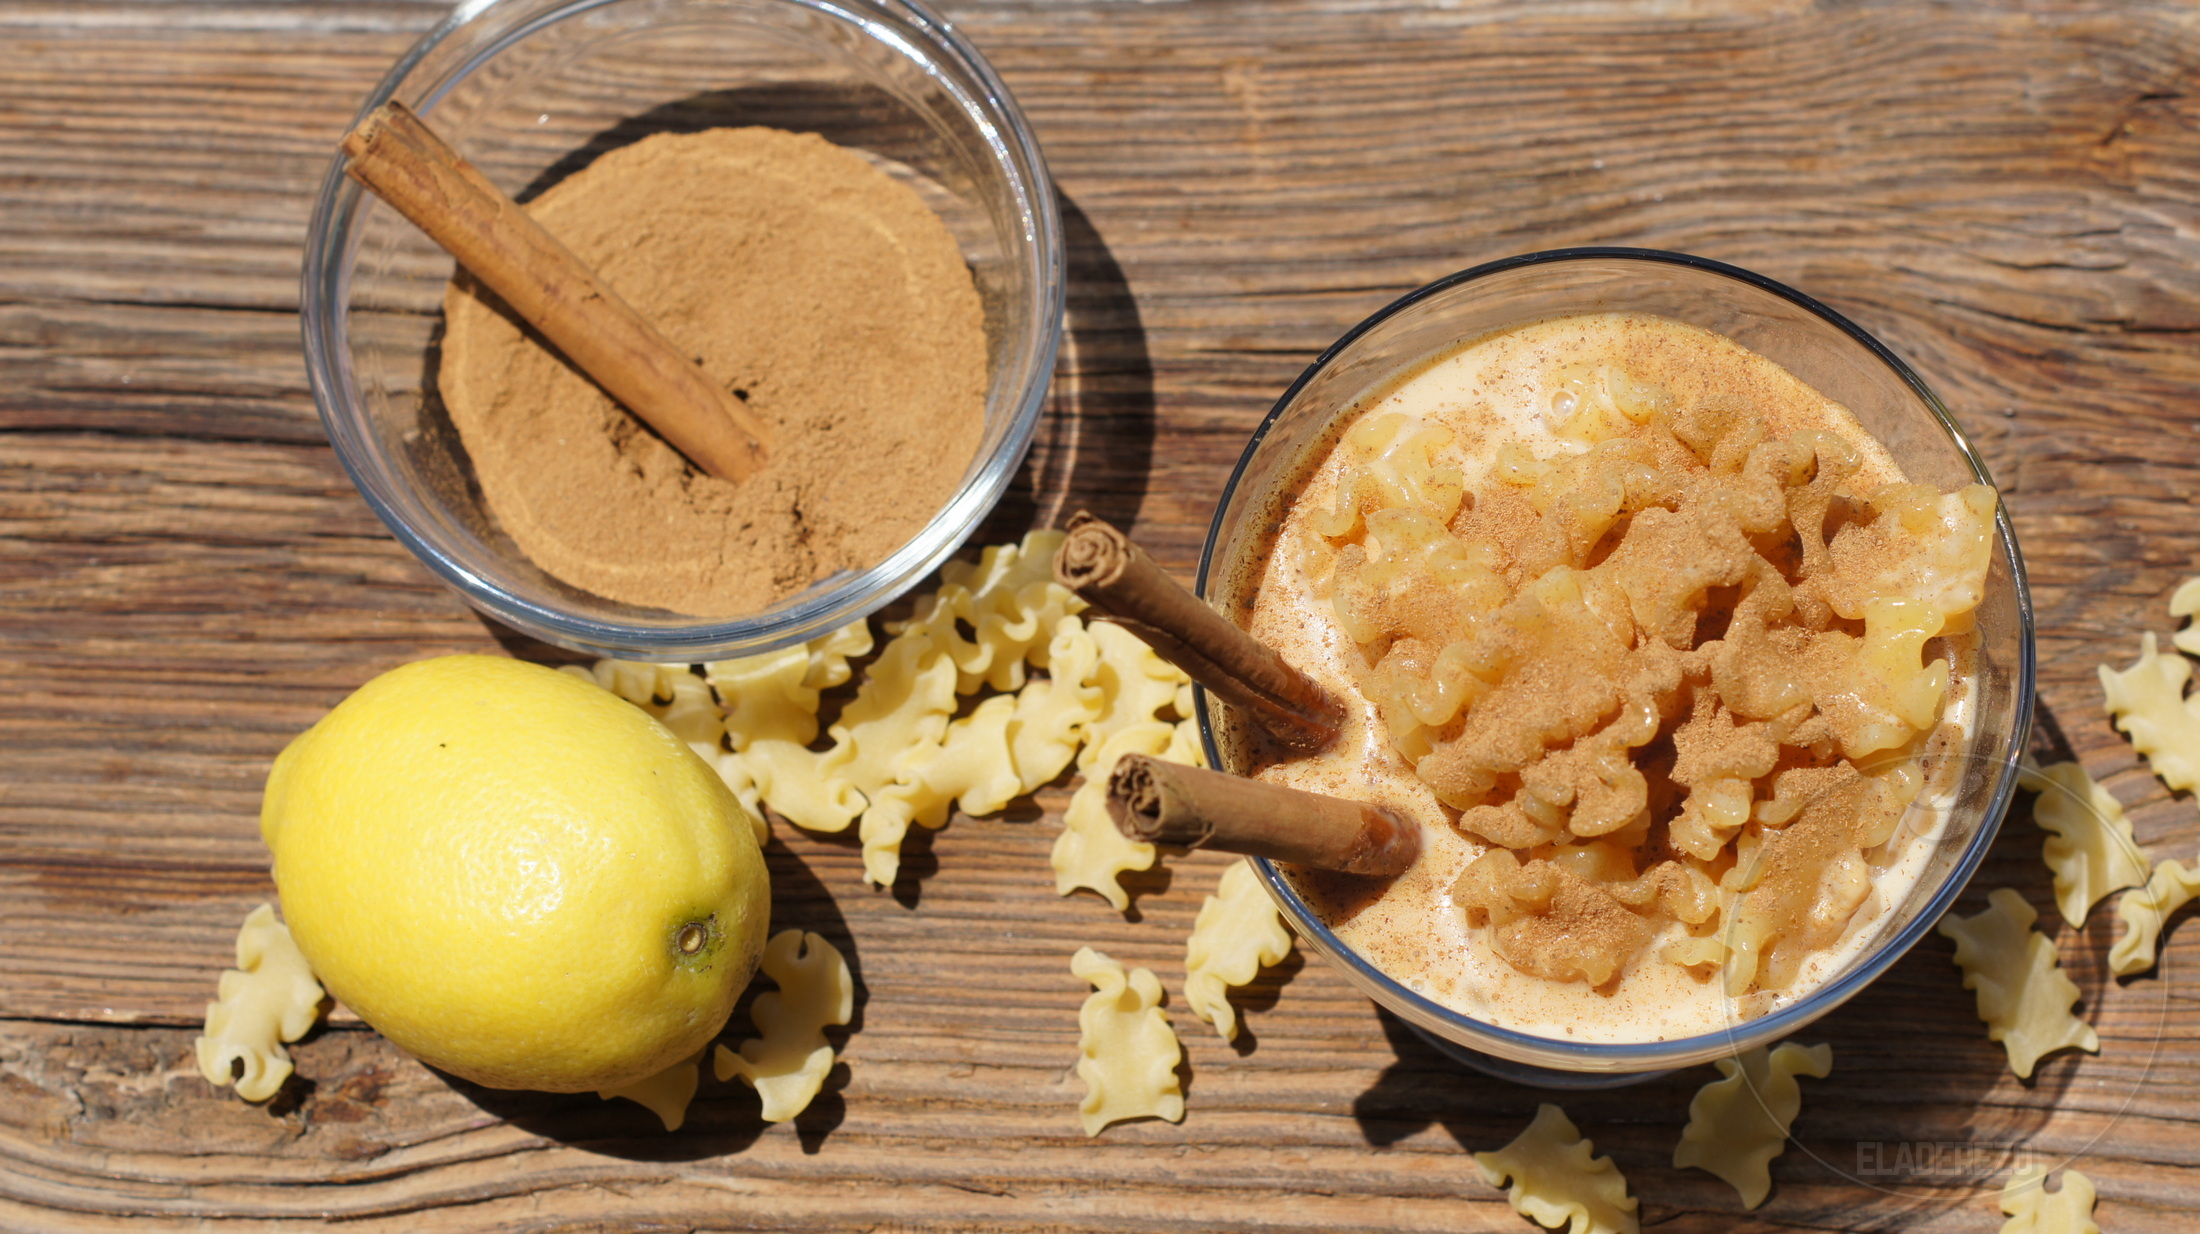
[260,655,768,1093]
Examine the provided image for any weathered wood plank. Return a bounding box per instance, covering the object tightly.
[7,0,2200,1230]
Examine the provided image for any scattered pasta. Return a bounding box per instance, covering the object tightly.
[1939,889,2098,1078]
[598,1050,704,1132]
[1054,722,1180,909]
[716,929,855,1123]
[2016,760,2151,926]
[196,903,326,1102]
[2108,856,2200,977]
[703,622,874,831]
[1671,1041,1832,1209]
[2099,631,2200,794]
[2000,1164,2101,1234]
[1072,946,1185,1136]
[858,692,1023,885]
[1473,1103,1639,1234]
[1183,859,1293,1042]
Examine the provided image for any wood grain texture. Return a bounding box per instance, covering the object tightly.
[6,0,2200,1229]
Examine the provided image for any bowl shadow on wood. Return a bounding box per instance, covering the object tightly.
[1349,729,2093,1218]
[441,837,861,1159]
[978,191,1156,542]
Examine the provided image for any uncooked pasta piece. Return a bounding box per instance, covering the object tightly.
[1183,859,1292,1041]
[2109,856,2200,976]
[1999,1164,2101,1234]
[716,930,854,1123]
[1473,1103,1639,1234]
[196,903,325,1102]
[1053,722,1174,909]
[1939,889,2098,1077]
[703,623,874,831]
[1671,1042,1832,1209]
[2172,576,2200,656]
[827,625,961,823]
[1071,946,1184,1136]
[2016,760,2151,926]
[859,693,1023,886]
[2099,632,2200,793]
[1077,620,1192,771]
[598,1049,703,1132]
[893,530,1082,694]
[1051,626,1205,909]
[1007,615,1104,792]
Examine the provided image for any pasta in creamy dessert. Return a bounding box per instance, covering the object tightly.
[1244,312,1997,1042]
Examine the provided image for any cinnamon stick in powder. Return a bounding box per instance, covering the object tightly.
[1054,511,1343,752]
[1106,755,1419,876]
[341,101,771,483]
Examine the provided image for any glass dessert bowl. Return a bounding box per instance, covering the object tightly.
[302,0,1062,661]
[1195,248,2034,1087]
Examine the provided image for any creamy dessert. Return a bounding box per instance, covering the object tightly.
[1238,312,1996,1043]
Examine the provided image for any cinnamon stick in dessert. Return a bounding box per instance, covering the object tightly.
[341,101,771,483]
[1053,511,1344,753]
[1106,755,1419,876]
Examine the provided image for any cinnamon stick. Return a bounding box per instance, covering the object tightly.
[1054,511,1343,752]
[341,101,771,483]
[1105,755,1419,876]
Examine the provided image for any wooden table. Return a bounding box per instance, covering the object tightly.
[6,1,2200,1229]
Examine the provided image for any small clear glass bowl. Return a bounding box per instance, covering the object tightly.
[303,0,1062,661]
[1196,248,2035,1086]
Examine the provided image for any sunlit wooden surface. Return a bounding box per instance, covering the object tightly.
[5,1,2200,1229]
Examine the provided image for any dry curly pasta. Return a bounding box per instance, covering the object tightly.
[695,531,1090,881]
[576,533,1185,890]
[895,531,1086,694]
[704,622,875,830]
[2173,576,2200,657]
[598,1049,704,1132]
[1008,615,1105,792]
[196,903,325,1103]
[1071,946,1184,1136]
[1473,1103,1639,1234]
[2015,760,2151,927]
[716,929,854,1123]
[2000,1165,2101,1234]
[1671,1041,1832,1209]
[1183,858,1293,1042]
[1939,888,2098,1077]
[1077,620,1194,772]
[859,693,1023,885]
[1049,617,1204,907]
[2099,631,2200,793]
[1294,355,1997,998]
[1054,722,1176,909]
[2109,856,2200,976]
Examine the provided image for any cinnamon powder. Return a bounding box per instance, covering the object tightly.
[437,127,988,617]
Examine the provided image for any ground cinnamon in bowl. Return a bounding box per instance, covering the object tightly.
[436,126,988,617]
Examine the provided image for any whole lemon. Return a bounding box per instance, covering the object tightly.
[261,655,768,1093]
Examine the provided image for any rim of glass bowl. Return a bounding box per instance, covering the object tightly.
[1194,246,2037,1073]
[301,0,1065,662]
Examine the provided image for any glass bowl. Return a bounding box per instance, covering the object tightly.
[1195,248,2035,1087]
[302,0,1062,661]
